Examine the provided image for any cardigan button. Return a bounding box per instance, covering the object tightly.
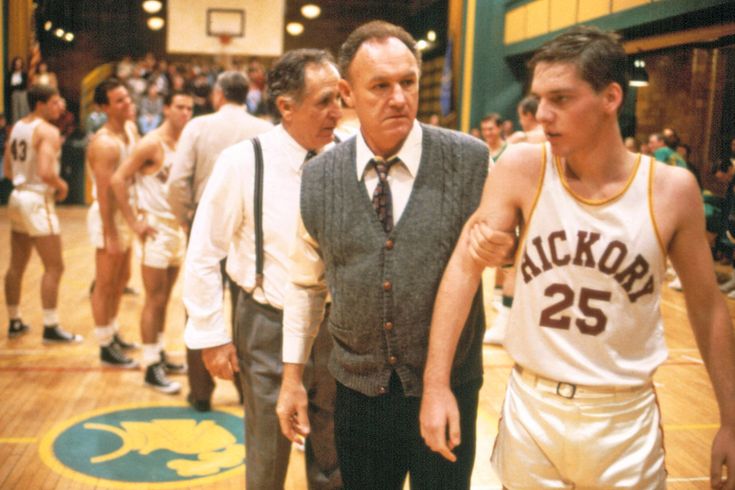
[385,239,394,250]
[378,386,387,395]
[384,321,393,331]
[383,280,392,292]
[388,355,398,366]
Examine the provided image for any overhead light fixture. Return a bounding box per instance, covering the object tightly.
[629,59,649,87]
[54,28,65,38]
[147,16,165,30]
[301,4,321,19]
[427,30,436,42]
[286,22,304,36]
[44,20,53,31]
[416,39,428,51]
[142,0,163,14]
[64,32,74,42]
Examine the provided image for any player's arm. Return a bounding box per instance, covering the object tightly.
[88,135,124,253]
[420,144,537,461]
[36,123,68,201]
[167,122,198,228]
[110,136,158,239]
[3,134,12,180]
[662,165,735,489]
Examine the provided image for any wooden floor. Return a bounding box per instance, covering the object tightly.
[0,205,730,489]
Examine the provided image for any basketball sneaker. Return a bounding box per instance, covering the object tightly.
[160,351,187,374]
[42,325,83,344]
[8,319,30,338]
[101,343,139,369]
[719,273,735,293]
[112,333,139,351]
[483,305,509,345]
[145,362,182,394]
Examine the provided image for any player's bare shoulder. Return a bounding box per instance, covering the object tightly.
[134,130,165,175]
[651,157,702,246]
[87,129,121,169]
[492,142,546,193]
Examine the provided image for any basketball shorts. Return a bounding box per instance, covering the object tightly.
[491,366,666,489]
[8,189,60,237]
[87,200,133,251]
[138,214,186,269]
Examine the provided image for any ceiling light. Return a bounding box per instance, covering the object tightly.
[416,39,428,51]
[54,28,65,38]
[427,30,436,42]
[44,20,52,31]
[301,4,321,19]
[629,59,649,87]
[147,16,165,30]
[286,22,304,36]
[64,32,74,42]
[142,0,163,14]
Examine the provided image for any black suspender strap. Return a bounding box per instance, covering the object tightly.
[252,137,265,290]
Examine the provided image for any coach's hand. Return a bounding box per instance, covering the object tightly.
[469,221,516,268]
[276,363,310,444]
[420,385,460,462]
[132,217,157,241]
[202,342,239,380]
[711,424,735,489]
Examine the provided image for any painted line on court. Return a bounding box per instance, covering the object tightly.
[667,477,710,482]
[680,355,704,364]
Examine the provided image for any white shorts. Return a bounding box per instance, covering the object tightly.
[8,189,60,236]
[138,214,186,269]
[491,366,666,489]
[87,201,133,251]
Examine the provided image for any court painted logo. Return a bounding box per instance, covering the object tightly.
[39,403,244,488]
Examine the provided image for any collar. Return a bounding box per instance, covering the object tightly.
[356,120,422,181]
[218,103,247,114]
[276,124,332,172]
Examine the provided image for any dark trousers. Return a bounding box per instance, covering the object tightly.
[186,259,243,404]
[234,291,340,490]
[334,373,480,490]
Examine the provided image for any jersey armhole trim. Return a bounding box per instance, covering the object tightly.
[513,143,547,265]
[648,157,667,256]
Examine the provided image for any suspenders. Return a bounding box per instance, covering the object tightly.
[251,137,265,290]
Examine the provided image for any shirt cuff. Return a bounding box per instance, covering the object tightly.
[282,334,316,364]
[184,317,231,350]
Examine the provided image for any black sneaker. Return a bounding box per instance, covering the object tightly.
[160,351,187,374]
[8,319,30,338]
[123,286,139,296]
[101,343,139,369]
[187,393,212,412]
[145,362,181,394]
[112,333,139,351]
[42,325,83,344]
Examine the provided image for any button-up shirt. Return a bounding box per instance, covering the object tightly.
[184,124,317,349]
[167,103,272,225]
[282,121,424,364]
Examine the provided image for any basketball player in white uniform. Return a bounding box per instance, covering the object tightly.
[4,84,82,343]
[420,26,735,489]
[110,91,193,393]
[87,79,139,368]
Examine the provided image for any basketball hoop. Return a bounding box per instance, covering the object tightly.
[218,34,232,46]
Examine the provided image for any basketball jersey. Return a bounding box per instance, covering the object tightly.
[8,118,56,194]
[505,143,667,387]
[89,122,137,201]
[134,140,175,220]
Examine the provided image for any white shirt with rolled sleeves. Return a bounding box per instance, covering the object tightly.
[167,103,272,225]
[183,124,322,350]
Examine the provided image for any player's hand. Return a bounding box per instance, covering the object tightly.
[469,221,516,268]
[105,233,123,255]
[711,425,735,489]
[420,385,460,462]
[132,218,157,241]
[55,179,69,202]
[276,375,310,444]
[202,342,240,381]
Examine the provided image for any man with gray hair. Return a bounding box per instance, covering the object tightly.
[183,49,343,489]
[167,70,272,411]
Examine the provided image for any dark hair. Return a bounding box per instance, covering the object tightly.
[529,25,628,105]
[663,129,680,149]
[163,89,192,106]
[214,71,249,104]
[94,78,126,105]
[481,113,503,126]
[338,20,421,79]
[267,49,335,113]
[677,143,690,159]
[27,84,59,109]
[518,96,539,116]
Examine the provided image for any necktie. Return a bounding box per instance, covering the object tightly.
[371,156,400,233]
[304,150,317,162]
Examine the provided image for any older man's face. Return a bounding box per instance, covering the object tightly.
[340,37,419,158]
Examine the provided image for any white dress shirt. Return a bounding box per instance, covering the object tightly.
[184,124,318,349]
[282,121,424,364]
[167,103,272,225]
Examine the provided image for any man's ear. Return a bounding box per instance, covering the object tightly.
[603,82,623,115]
[276,95,294,123]
[338,79,354,109]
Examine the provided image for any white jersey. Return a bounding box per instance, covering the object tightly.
[505,143,667,387]
[134,140,176,220]
[8,118,57,194]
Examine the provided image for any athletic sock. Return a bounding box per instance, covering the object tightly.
[95,325,115,346]
[143,344,161,367]
[42,309,59,326]
[111,318,120,333]
[502,295,514,308]
[7,306,20,320]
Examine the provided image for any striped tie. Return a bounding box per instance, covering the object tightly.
[371,157,400,233]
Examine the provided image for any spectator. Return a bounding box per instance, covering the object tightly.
[138,83,163,134]
[32,62,58,89]
[7,56,30,123]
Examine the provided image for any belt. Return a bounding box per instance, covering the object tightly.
[513,365,650,400]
